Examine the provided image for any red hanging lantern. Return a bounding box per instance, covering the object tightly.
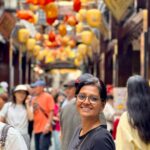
[44,2,58,25]
[46,17,56,25]
[26,0,39,5]
[48,31,56,42]
[73,0,81,12]
[17,10,34,20]
[38,0,55,6]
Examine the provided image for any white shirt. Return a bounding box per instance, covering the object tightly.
[103,102,115,131]
[0,122,28,150]
[0,102,28,135]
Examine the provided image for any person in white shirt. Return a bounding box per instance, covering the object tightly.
[0,85,33,149]
[0,122,28,150]
[103,95,116,133]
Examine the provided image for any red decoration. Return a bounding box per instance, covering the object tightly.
[46,17,56,25]
[73,0,81,12]
[48,31,56,42]
[66,15,78,26]
[38,0,55,6]
[26,0,39,5]
[17,10,34,20]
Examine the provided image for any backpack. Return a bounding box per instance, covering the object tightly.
[0,124,12,149]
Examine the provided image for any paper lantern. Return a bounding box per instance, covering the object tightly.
[44,3,58,18]
[86,9,101,28]
[77,44,88,56]
[73,0,81,12]
[75,23,83,33]
[26,38,36,51]
[17,10,34,20]
[76,9,87,22]
[58,23,67,36]
[74,58,82,66]
[81,30,93,45]
[29,4,39,11]
[67,15,77,26]
[18,29,30,43]
[33,45,41,56]
[44,3,58,24]
[62,36,70,46]
[35,33,42,41]
[68,40,76,48]
[26,0,39,5]
[38,0,55,6]
[48,31,56,42]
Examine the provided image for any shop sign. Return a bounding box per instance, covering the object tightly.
[104,0,134,22]
[113,87,127,112]
[0,12,16,39]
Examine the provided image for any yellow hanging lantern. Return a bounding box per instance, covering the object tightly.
[29,4,39,12]
[45,51,55,63]
[86,9,101,28]
[26,38,36,51]
[74,58,82,66]
[58,23,67,36]
[77,44,88,56]
[36,50,46,61]
[81,30,93,45]
[18,29,30,43]
[43,34,49,40]
[33,45,41,56]
[76,23,84,33]
[77,9,87,22]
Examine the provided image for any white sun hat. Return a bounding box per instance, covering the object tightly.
[14,85,28,92]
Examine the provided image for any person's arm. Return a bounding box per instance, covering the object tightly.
[0,103,10,122]
[25,95,33,121]
[6,127,28,150]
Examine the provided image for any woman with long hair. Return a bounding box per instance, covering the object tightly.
[116,75,150,149]
[68,73,115,150]
[0,84,33,149]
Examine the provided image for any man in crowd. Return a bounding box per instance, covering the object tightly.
[61,80,76,108]
[30,80,54,150]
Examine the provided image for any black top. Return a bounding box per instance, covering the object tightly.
[68,125,115,150]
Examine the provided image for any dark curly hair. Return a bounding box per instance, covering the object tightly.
[75,73,107,102]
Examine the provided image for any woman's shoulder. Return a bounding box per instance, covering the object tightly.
[88,126,115,149]
[93,125,113,139]
[118,111,130,127]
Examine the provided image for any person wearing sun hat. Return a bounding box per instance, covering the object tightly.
[30,79,55,150]
[0,84,32,149]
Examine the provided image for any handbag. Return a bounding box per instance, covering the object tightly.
[0,124,12,149]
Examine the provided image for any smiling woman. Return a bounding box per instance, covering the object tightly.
[68,73,115,150]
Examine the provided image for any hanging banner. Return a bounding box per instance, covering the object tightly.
[0,12,16,39]
[104,0,134,22]
[113,87,127,112]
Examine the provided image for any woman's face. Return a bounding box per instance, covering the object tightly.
[14,91,27,103]
[76,85,104,119]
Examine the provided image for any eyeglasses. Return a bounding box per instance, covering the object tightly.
[76,93,100,104]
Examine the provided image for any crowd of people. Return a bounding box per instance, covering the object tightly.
[0,73,150,150]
